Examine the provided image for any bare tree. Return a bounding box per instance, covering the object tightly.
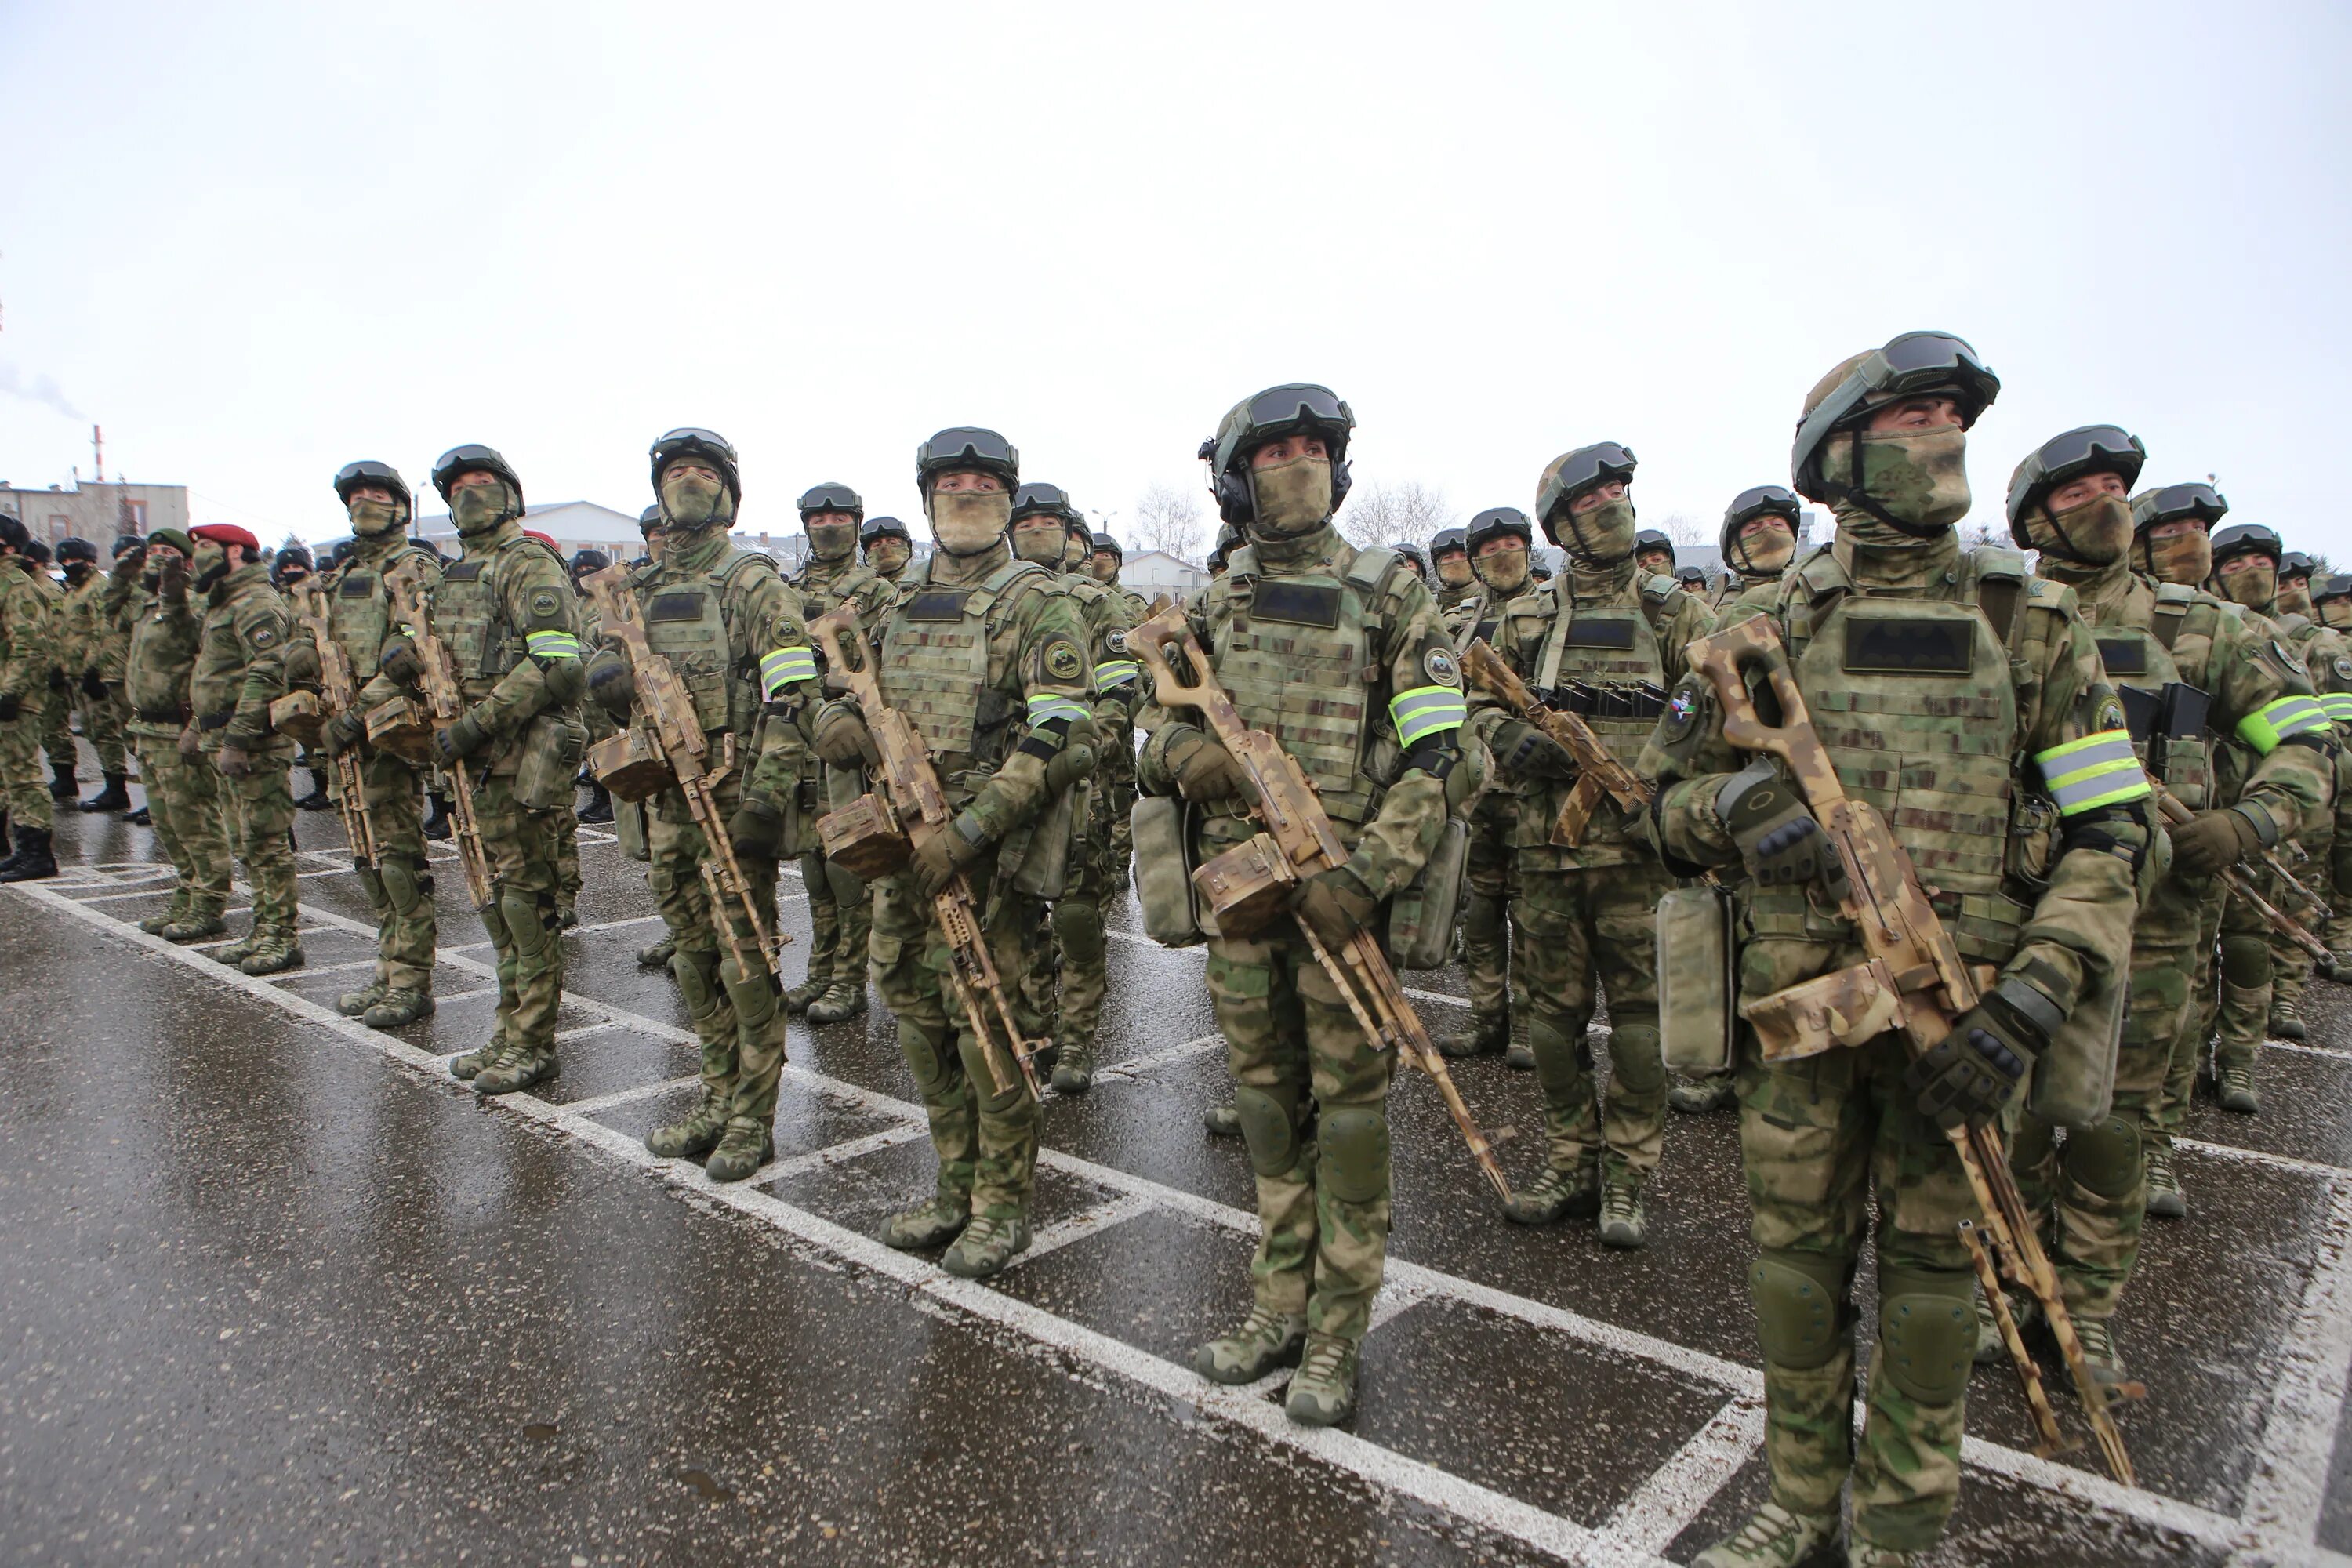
[1336,481,1454,550]
[1657,514,1711,548]
[1132,480,1208,562]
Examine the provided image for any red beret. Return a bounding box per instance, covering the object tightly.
[524,530,558,550]
[190,523,261,553]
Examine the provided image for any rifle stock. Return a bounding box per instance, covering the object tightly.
[296,604,378,868]
[1129,604,1512,1203]
[1684,614,2141,1486]
[385,568,495,912]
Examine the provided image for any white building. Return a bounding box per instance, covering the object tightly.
[415,500,648,561]
[0,480,190,545]
[1122,548,1207,598]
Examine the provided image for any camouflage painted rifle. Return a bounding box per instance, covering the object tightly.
[385,568,495,912]
[292,601,378,868]
[1461,637,1650,846]
[1130,604,1512,1203]
[2150,781,2329,960]
[581,565,784,984]
[806,605,1041,1100]
[1685,613,2140,1486]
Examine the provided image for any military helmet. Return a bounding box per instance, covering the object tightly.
[1720,484,1799,561]
[916,427,1019,493]
[0,514,27,551]
[2132,481,2228,534]
[1633,528,1675,566]
[638,504,663,535]
[1534,442,1637,551]
[2004,424,2146,536]
[1008,481,1079,526]
[1203,383,1356,525]
[1465,506,1534,553]
[862,514,912,546]
[1206,520,1243,571]
[1430,526,1468,559]
[431,443,526,511]
[2210,522,2284,569]
[54,536,97,564]
[648,427,741,509]
[796,481,862,522]
[111,534,145,560]
[2318,572,2352,604]
[1392,541,1429,579]
[2280,550,2318,581]
[1792,331,2000,503]
[1091,532,1123,559]
[333,459,412,515]
[1675,564,1707,590]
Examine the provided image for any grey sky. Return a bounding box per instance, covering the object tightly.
[4,2,2347,561]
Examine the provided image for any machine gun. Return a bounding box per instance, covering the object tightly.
[296,603,378,868]
[1684,614,2141,1486]
[805,606,1042,1100]
[580,565,785,984]
[1461,639,1650,848]
[1131,604,1512,1203]
[385,568,495,912]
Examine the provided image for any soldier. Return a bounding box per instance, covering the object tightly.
[376,445,584,1095]
[186,523,306,973]
[1391,539,1431,589]
[310,461,446,1029]
[565,550,617,826]
[271,544,334,813]
[1138,384,1467,1425]
[2312,572,2352,969]
[25,539,77,805]
[1712,485,1805,613]
[2004,425,2328,1385]
[1633,527,1676,579]
[634,503,666,568]
[1429,525,1477,615]
[0,515,59,881]
[860,514,913,586]
[1647,332,2146,1568]
[786,481,892,1025]
[1204,523,1236,581]
[57,538,132,813]
[1088,531,1148,609]
[100,535,146,819]
[811,426,1094,1276]
[119,532,232,931]
[2253,546,2350,1040]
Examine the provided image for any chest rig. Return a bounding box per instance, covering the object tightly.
[327,542,434,676]
[639,546,774,739]
[2101,581,2215,811]
[431,534,552,704]
[1523,575,1675,770]
[877,558,1050,764]
[1205,545,1403,827]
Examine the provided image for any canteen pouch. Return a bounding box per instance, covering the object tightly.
[1131,793,1205,946]
[2025,965,2122,1129]
[1657,883,1737,1073]
[1004,779,1083,900]
[365,698,436,767]
[1388,816,1468,970]
[267,690,323,746]
[587,726,674,802]
[1741,958,1905,1063]
[819,792,913,880]
[513,711,586,811]
[616,797,651,862]
[1194,833,1298,940]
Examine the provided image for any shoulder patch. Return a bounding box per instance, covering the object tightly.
[529,588,561,621]
[2274,638,2308,675]
[2334,656,2352,683]
[1105,629,1129,655]
[250,623,279,649]
[1423,646,1461,688]
[1043,637,1084,683]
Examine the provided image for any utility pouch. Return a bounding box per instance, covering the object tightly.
[1657,883,1737,1073]
[513,711,586,811]
[1007,779,1083,900]
[616,797,651,862]
[818,793,913,880]
[1131,793,1204,946]
[364,698,435,767]
[1194,832,1298,939]
[586,726,674,802]
[1388,816,1468,970]
[1740,958,1905,1062]
[267,690,323,746]
[2026,967,2122,1128]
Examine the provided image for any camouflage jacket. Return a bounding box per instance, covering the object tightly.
[122,575,197,733]
[0,556,56,704]
[1060,568,1144,745]
[192,562,293,753]
[1435,579,1480,617]
[298,530,445,712]
[60,571,114,679]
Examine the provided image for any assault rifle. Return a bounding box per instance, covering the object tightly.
[1684,614,2141,1485]
[1131,604,1512,1203]
[2150,782,2329,960]
[806,606,1042,1099]
[385,568,495,912]
[1461,639,1650,848]
[580,566,785,982]
[296,603,378,867]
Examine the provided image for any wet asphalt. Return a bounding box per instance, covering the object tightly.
[3,751,2349,1566]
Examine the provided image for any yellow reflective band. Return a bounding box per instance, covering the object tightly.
[524,630,581,660]
[1027,693,1092,727]
[2238,695,2332,755]
[1094,659,1139,690]
[2318,692,2352,724]
[759,645,818,698]
[1390,684,1468,747]
[2034,728,2151,814]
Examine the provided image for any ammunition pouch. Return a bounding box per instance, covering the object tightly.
[267,690,323,746]
[1002,777,1083,900]
[587,725,673,802]
[1387,817,1468,970]
[2024,964,2121,1130]
[616,797,650,862]
[1131,793,1205,947]
[1657,883,1737,1074]
[818,793,913,880]
[512,710,586,812]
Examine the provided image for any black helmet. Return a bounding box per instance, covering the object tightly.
[1633,528,1675,566]
[1207,521,1243,571]
[796,481,863,522]
[111,534,145,559]
[1719,484,1802,574]
[638,504,663,535]
[1430,527,1468,559]
[1392,541,1428,578]
[648,427,741,510]
[861,514,912,546]
[1793,331,2001,504]
[2280,550,2318,582]
[1203,383,1356,527]
[332,459,412,516]
[1009,481,1079,526]
[916,427,1019,493]
[1534,442,1638,541]
[1465,506,1534,554]
[1091,532,1122,559]
[0,514,27,552]
[2318,573,2352,604]
[2132,481,2229,534]
[54,536,98,565]
[2209,522,2284,569]
[1675,564,1707,589]
[431,444,526,511]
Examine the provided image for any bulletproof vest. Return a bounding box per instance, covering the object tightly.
[1062,573,1118,660]
[1528,575,1674,769]
[431,533,550,704]
[1207,544,1403,826]
[641,547,774,736]
[795,556,869,619]
[877,558,1049,760]
[2103,581,2214,811]
[327,542,434,675]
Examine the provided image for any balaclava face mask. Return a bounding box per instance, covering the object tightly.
[2277,575,2316,619]
[804,516,858,563]
[61,560,92,586]
[191,539,232,593]
[1436,554,1473,588]
[1090,555,1117,584]
[2216,558,2278,610]
[1061,531,1089,570]
[867,538,909,576]
[1010,517,1065,567]
[2038,492,2134,568]
[930,485,1014,556]
[661,464,731,532]
[2321,597,2352,630]
[1736,521,1797,577]
[1247,454,1334,538]
[1820,422,1972,547]
[348,497,404,537]
[1472,541,1530,595]
[2142,525,2212,586]
[452,480,511,536]
[1559,493,1637,566]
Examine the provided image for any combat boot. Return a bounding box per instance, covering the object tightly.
[363,990,434,1029]
[213,922,263,967]
[705,1116,774,1183]
[139,888,193,935]
[1504,1161,1600,1225]
[1192,1306,1307,1385]
[2073,1315,2130,1392]
[1050,1038,1096,1094]
[576,779,614,824]
[1436,1018,1508,1059]
[782,972,828,1015]
[1283,1333,1360,1427]
[1692,1502,1840,1568]
[1974,1288,2039,1364]
[1504,1036,1536,1070]
[162,906,227,943]
[637,933,677,969]
[0,826,57,882]
[1203,1100,1241,1137]
[807,977,867,1025]
[337,980,388,1018]
[557,900,578,930]
[78,772,129,812]
[293,770,331,811]
[2269,1004,2307,1041]
[473,1043,557,1097]
[645,1088,730,1159]
[48,764,77,801]
[941,1212,1032,1279]
[125,804,150,826]
[448,1025,508,1082]
[422,791,452,840]
[2218,1065,2261,1114]
[879,1195,970,1250]
[2145,1142,2187,1219]
[238,923,306,976]
[1670,1075,1736,1113]
[1598,1177,1648,1249]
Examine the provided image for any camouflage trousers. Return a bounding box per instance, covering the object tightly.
[2214,873,2278,1076]
[870,848,1040,1219]
[129,724,228,912]
[336,750,435,996]
[1207,925,1396,1344]
[2330,742,2352,955]
[554,803,580,920]
[646,775,788,1126]
[1021,781,1112,1054]
[470,772,568,1059]
[2154,877,2230,1146]
[1736,1023,1976,1553]
[800,847,872,997]
[2013,869,2210,1320]
[76,680,126,776]
[1512,856,1669,1185]
[2271,749,2346,1011]
[214,739,298,932]
[1458,789,1519,1035]
[41,677,71,777]
[0,692,51,831]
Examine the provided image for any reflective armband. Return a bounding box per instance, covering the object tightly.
[1389,684,1468,747]
[524,629,582,662]
[2318,692,2352,728]
[2034,728,2151,815]
[2238,694,2332,754]
[1093,658,1139,691]
[759,644,818,699]
[1026,692,1093,727]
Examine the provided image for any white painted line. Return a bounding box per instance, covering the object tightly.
[2236,1180,2352,1550]
[2182,1137,2352,1182]
[1098,927,1472,1011]
[73,884,181,905]
[571,913,666,934]
[1007,1192,1156,1270]
[2268,1038,2352,1061]
[1603,1395,1766,1555]
[1363,1283,1430,1337]
[553,1020,622,1044]
[1097,1032,1225,1080]
[550,1074,702,1120]
[757,1123,927,1183]
[275,957,380,979]
[431,987,499,1007]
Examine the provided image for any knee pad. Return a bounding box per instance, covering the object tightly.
[799,851,830,903]
[500,889,550,960]
[1319,1107,1390,1205]
[823,858,865,913]
[898,1018,954,1095]
[379,855,426,917]
[1608,1022,1666,1094]
[1051,898,1105,965]
[1751,1250,1849,1370]
[2222,934,2272,988]
[1462,890,1504,946]
[354,865,390,916]
[670,945,725,1019]
[478,898,514,952]
[1526,1016,1586,1101]
[720,953,780,1030]
[1876,1267,1976,1405]
[2064,1115,2142,1200]
[1233,1083,1304,1178]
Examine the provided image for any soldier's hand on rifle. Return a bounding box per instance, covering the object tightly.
[283,642,321,689]
[1719,759,1849,895]
[812,702,879,768]
[321,708,368,757]
[727,793,786,860]
[1167,729,1252,804]
[1490,718,1574,779]
[2169,804,2270,878]
[584,648,634,720]
[432,706,492,765]
[216,742,253,779]
[1907,979,2056,1130]
[379,635,424,686]
[1290,864,1380,948]
[911,816,986,899]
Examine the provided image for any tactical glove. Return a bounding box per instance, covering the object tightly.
[216,743,253,779]
[2169,805,2267,878]
[80,666,107,699]
[1290,865,1379,949]
[379,635,424,686]
[321,708,369,757]
[158,555,188,604]
[282,642,321,688]
[1906,979,2057,1130]
[111,546,144,579]
[1168,729,1253,804]
[584,648,634,719]
[911,817,986,899]
[433,707,491,764]
[1719,758,1848,895]
[48,666,67,691]
[813,702,879,768]
[1490,718,1575,779]
[0,692,17,724]
[728,795,786,860]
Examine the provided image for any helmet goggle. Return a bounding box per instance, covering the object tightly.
[917,427,1019,485]
[1090,533,1121,557]
[333,459,410,505]
[2132,481,2228,532]
[431,444,521,506]
[1216,383,1354,474]
[861,515,912,543]
[796,481,863,519]
[1792,331,2000,488]
[1009,481,1076,524]
[1430,527,1468,558]
[2209,522,2283,566]
[2318,573,2352,604]
[2005,424,2146,528]
[651,427,738,473]
[2280,550,2317,580]
[638,505,663,534]
[1726,485,1801,530]
[1537,442,1637,532]
[1465,506,1534,551]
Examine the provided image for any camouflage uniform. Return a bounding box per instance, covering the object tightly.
[789,549,894,1022]
[0,554,56,837]
[1090,558,1149,881]
[2263,609,2350,1033]
[31,567,73,796]
[120,549,231,936]
[62,566,129,787]
[1441,585,1523,1058]
[192,558,302,971]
